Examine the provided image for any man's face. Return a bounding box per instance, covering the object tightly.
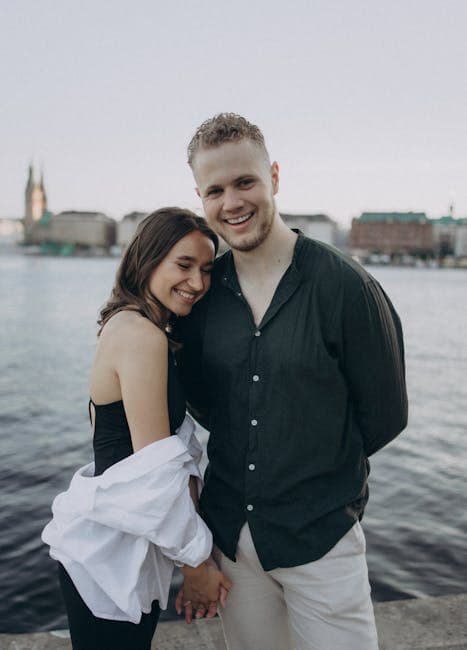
[192,139,279,252]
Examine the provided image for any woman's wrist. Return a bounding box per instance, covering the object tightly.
[180,561,207,577]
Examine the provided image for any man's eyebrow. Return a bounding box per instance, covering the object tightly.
[234,174,255,183]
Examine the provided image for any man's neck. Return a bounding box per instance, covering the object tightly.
[231,214,298,281]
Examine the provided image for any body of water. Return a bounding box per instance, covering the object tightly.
[0,252,466,632]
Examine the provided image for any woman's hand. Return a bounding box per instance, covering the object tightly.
[175,560,232,623]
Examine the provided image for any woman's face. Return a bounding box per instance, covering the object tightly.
[148,230,215,316]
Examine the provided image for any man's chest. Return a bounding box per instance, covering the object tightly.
[237,271,289,327]
[239,283,276,327]
[200,284,338,388]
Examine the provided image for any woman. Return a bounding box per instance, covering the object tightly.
[42,207,231,650]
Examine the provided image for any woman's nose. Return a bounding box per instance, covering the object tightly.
[188,271,204,291]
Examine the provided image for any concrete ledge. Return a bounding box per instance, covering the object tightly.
[0,594,465,649]
[373,594,467,650]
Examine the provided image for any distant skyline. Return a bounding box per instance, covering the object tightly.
[1,0,466,226]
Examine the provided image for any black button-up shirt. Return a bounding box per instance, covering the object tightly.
[177,233,408,570]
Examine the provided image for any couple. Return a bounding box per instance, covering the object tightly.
[43,113,408,650]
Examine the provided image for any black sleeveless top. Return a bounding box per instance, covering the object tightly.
[91,349,186,476]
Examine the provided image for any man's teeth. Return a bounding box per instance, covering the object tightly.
[175,290,195,301]
[226,213,252,225]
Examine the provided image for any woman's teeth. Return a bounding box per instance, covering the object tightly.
[175,289,195,301]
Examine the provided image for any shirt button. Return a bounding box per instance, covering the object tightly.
[252,374,259,382]
[251,419,258,426]
[248,463,256,471]
[246,504,254,511]
[254,330,261,337]
[237,292,242,297]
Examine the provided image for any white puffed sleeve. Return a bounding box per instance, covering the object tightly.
[42,419,212,622]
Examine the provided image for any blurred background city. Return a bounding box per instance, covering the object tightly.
[2,162,467,265]
[1,0,466,635]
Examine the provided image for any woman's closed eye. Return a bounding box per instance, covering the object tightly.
[177,263,212,275]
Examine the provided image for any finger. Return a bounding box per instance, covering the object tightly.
[195,604,207,619]
[219,586,229,608]
[175,588,184,616]
[205,601,218,619]
[221,576,233,592]
[184,603,193,624]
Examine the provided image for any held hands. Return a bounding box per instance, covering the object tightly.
[175,557,232,624]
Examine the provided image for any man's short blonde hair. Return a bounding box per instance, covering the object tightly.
[187,113,269,167]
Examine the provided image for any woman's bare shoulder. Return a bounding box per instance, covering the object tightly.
[100,311,167,356]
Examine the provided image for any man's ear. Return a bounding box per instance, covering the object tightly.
[195,187,201,197]
[271,161,280,195]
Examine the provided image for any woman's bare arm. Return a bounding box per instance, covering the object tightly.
[97,313,231,615]
[113,316,171,451]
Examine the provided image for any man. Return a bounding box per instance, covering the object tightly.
[177,113,408,649]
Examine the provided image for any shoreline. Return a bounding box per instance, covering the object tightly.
[1,593,466,649]
[2,244,467,269]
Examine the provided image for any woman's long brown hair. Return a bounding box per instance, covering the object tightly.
[98,207,218,336]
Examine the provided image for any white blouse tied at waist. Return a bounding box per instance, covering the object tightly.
[42,414,212,624]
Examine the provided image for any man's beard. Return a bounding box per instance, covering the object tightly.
[226,206,275,253]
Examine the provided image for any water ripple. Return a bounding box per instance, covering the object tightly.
[1,259,466,632]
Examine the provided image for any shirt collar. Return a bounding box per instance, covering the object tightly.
[221,229,305,289]
[219,229,305,329]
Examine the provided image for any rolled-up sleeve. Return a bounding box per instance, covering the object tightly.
[342,279,408,456]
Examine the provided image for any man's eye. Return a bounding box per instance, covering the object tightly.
[202,268,213,275]
[177,263,189,270]
[239,179,253,187]
[207,188,221,196]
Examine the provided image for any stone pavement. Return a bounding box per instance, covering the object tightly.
[0,593,465,649]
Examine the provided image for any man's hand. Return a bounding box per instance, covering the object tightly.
[175,559,232,623]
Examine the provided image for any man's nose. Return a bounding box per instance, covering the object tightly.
[223,187,243,211]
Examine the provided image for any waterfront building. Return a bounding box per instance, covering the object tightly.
[0,218,24,245]
[49,211,116,249]
[350,212,433,259]
[28,210,116,253]
[454,219,467,260]
[117,211,148,248]
[431,215,459,257]
[281,213,337,246]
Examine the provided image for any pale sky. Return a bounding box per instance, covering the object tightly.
[1,0,466,226]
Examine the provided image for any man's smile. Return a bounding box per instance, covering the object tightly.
[224,211,254,226]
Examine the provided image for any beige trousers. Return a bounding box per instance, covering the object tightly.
[213,522,379,650]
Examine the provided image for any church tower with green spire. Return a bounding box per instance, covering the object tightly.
[24,163,48,237]
[25,163,34,223]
